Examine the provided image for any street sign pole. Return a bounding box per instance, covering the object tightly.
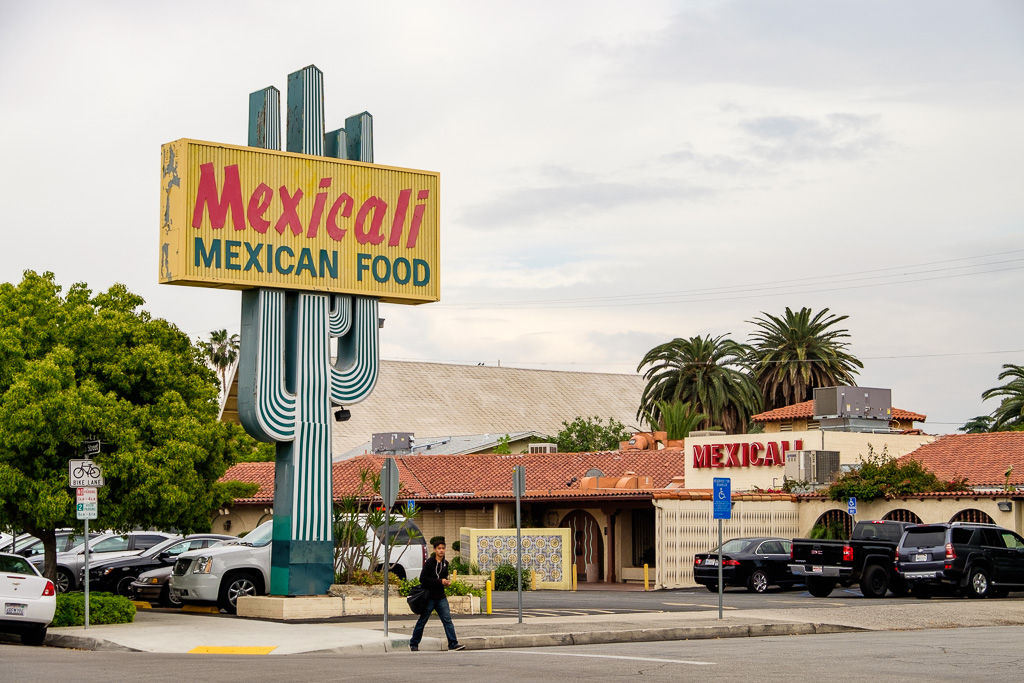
[84,517,89,629]
[380,458,399,637]
[713,477,731,621]
[513,465,526,624]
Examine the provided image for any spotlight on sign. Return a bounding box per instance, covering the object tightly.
[334,408,352,422]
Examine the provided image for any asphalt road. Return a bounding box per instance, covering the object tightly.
[4,626,1022,681]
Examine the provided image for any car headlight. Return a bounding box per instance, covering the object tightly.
[146,576,161,585]
[193,556,214,574]
[103,568,117,576]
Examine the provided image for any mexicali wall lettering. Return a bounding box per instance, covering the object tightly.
[692,440,803,469]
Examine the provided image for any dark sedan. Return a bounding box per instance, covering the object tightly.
[694,537,800,593]
[84,534,234,597]
[130,565,179,607]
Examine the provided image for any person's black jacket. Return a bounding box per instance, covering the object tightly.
[420,555,449,600]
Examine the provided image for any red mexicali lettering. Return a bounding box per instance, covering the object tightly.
[191,163,429,247]
[710,444,723,468]
[693,445,711,469]
[725,443,742,467]
[749,442,764,466]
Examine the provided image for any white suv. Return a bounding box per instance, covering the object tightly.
[169,519,425,613]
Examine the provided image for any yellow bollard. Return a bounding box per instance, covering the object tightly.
[491,569,495,587]
[572,563,578,591]
[643,563,649,591]
[531,570,537,591]
[486,579,492,615]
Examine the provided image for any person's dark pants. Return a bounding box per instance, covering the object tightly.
[409,596,458,648]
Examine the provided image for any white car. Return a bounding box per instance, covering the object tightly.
[0,552,56,646]
[169,517,426,613]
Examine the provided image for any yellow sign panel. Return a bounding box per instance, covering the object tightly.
[159,139,439,304]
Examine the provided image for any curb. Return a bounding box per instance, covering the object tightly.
[461,622,864,650]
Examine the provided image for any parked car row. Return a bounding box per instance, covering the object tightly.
[697,520,1024,601]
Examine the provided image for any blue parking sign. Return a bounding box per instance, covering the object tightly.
[848,497,857,515]
[713,478,731,520]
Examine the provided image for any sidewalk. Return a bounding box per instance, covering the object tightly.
[26,596,1024,655]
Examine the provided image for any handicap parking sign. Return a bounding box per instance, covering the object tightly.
[713,478,731,520]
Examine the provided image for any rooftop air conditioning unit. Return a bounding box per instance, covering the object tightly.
[529,443,557,453]
[784,450,841,485]
[372,432,414,453]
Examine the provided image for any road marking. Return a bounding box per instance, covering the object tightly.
[189,646,277,655]
[131,601,153,609]
[182,605,222,614]
[509,651,714,666]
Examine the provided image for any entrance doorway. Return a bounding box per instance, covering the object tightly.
[562,510,603,582]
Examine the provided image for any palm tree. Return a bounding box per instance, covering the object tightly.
[637,334,761,434]
[959,415,994,434]
[982,364,1024,431]
[643,400,717,440]
[747,307,863,412]
[201,329,240,396]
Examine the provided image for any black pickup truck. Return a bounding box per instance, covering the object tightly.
[789,520,916,598]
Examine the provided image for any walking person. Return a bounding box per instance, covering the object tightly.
[409,540,465,651]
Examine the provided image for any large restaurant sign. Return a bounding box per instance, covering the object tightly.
[692,440,804,469]
[159,139,440,304]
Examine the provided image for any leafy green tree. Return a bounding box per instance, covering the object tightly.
[637,334,760,434]
[200,329,240,396]
[0,271,259,583]
[642,400,715,439]
[492,434,512,454]
[747,306,863,412]
[981,364,1024,431]
[826,446,970,501]
[554,416,632,453]
[959,415,994,434]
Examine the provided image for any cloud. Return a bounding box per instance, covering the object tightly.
[738,113,886,162]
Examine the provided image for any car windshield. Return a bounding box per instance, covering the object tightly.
[373,520,425,545]
[903,528,946,547]
[139,536,186,557]
[0,555,36,574]
[234,522,273,547]
[711,539,753,554]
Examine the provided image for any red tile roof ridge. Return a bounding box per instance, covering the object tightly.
[752,399,926,422]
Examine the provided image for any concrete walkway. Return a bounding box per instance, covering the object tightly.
[26,596,1024,655]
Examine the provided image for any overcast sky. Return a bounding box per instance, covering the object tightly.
[1,1,1022,434]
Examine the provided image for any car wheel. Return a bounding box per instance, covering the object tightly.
[966,567,990,599]
[860,565,889,599]
[746,570,769,593]
[21,625,46,646]
[704,583,718,592]
[806,577,835,598]
[161,585,184,608]
[910,584,933,599]
[116,575,136,598]
[218,571,260,614]
[55,568,73,594]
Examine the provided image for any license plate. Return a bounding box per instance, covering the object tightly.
[914,554,928,562]
[5,603,26,616]
[808,566,823,573]
[704,558,718,566]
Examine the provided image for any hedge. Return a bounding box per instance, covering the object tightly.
[53,592,136,627]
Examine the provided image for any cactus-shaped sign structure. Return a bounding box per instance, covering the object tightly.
[238,66,379,596]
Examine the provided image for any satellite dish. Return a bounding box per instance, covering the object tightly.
[584,468,604,477]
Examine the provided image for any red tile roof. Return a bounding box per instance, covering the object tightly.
[752,400,926,423]
[221,449,687,504]
[898,432,1024,488]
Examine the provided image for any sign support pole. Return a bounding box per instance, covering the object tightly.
[513,465,525,624]
[712,477,731,621]
[84,517,90,629]
[717,519,723,620]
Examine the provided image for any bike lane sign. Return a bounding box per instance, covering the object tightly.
[69,460,105,487]
[713,477,731,520]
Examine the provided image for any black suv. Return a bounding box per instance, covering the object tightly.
[896,522,1024,598]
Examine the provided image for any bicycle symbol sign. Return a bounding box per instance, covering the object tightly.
[69,459,105,487]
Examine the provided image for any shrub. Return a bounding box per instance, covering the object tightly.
[448,556,481,575]
[450,540,460,552]
[53,592,136,627]
[398,577,481,598]
[335,569,385,585]
[493,563,532,591]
